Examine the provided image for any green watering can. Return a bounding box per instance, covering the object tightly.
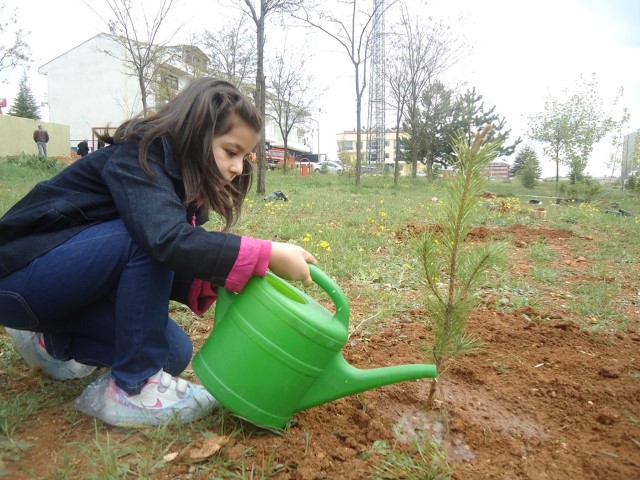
[192,265,437,429]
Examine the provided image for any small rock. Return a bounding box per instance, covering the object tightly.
[596,408,619,425]
[598,368,620,379]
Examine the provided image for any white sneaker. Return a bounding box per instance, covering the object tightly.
[73,370,217,427]
[5,328,96,380]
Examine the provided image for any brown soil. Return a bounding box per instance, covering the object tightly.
[2,225,640,479]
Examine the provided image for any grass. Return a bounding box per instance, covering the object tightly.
[368,437,452,479]
[1,157,640,477]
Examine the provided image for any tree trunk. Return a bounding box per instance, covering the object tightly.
[393,123,401,185]
[555,156,560,198]
[355,68,362,187]
[283,140,289,174]
[427,151,434,180]
[140,76,148,117]
[255,6,266,195]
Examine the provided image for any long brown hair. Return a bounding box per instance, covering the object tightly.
[99,78,262,230]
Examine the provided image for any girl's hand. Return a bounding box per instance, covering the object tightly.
[269,242,318,287]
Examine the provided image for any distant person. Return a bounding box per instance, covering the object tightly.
[77,139,89,157]
[33,125,49,157]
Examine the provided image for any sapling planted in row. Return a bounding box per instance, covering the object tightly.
[421,125,506,406]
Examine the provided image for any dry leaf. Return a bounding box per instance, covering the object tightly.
[173,435,230,464]
[163,451,179,462]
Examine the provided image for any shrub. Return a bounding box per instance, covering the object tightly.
[7,153,66,173]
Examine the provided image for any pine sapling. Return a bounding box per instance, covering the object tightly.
[421,125,506,407]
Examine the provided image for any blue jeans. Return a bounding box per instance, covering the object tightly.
[0,219,193,394]
[36,142,47,157]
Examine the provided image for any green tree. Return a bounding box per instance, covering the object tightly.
[520,168,537,189]
[0,4,30,80]
[392,4,461,180]
[512,145,527,175]
[528,74,622,193]
[452,87,521,159]
[8,71,39,119]
[514,146,541,189]
[413,80,457,178]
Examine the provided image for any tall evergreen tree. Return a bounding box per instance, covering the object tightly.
[453,87,521,159]
[413,80,457,178]
[513,145,539,176]
[8,71,40,119]
[515,146,542,189]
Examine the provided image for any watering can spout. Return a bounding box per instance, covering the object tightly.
[295,354,437,412]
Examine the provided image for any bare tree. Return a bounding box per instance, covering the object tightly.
[151,42,209,104]
[393,3,461,178]
[0,4,30,80]
[86,0,182,116]
[292,0,397,186]
[234,0,305,195]
[266,50,315,174]
[386,53,410,185]
[199,16,255,93]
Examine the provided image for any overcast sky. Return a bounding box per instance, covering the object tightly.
[2,0,638,177]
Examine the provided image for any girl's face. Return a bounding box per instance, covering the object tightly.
[212,118,259,183]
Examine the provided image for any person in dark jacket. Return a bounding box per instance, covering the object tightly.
[0,78,317,427]
[76,139,89,157]
[33,125,49,157]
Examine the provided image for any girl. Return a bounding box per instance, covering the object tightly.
[0,78,317,426]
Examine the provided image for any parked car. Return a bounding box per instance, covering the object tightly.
[314,160,343,173]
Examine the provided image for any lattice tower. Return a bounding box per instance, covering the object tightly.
[366,0,386,166]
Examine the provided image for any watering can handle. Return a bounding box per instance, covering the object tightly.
[309,264,350,329]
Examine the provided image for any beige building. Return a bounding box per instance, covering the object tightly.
[336,129,420,175]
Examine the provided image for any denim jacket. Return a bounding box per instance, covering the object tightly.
[0,137,268,300]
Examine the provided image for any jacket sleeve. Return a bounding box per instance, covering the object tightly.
[224,237,272,292]
[171,237,272,315]
[101,141,241,286]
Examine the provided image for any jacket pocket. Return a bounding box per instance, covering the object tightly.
[37,201,91,231]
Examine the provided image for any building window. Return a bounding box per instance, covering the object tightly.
[183,48,205,70]
[341,140,354,151]
[162,74,178,90]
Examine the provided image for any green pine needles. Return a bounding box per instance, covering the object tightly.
[422,125,506,406]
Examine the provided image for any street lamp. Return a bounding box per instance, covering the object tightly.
[308,117,320,157]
